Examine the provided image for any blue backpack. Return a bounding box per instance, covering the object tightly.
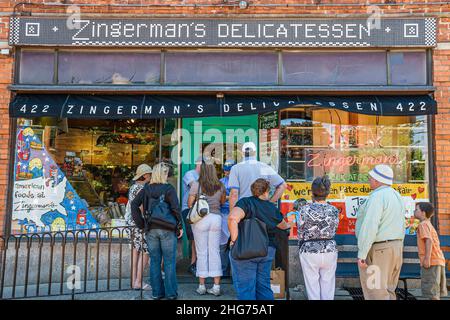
[144,184,177,231]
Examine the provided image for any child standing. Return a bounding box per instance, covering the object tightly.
[414,202,448,300]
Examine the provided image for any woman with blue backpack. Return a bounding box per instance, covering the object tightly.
[131,162,183,300]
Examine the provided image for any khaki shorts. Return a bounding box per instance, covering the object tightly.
[421,265,448,299]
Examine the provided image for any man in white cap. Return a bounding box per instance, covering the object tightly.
[356,164,406,300]
[228,141,287,210]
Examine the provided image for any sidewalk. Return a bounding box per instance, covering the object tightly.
[289,285,450,301]
[14,281,237,300]
[11,284,449,300]
[4,277,449,300]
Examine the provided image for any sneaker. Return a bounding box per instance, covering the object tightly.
[142,283,151,291]
[207,286,221,296]
[196,285,207,295]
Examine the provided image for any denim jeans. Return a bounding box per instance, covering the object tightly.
[220,244,231,277]
[229,246,276,300]
[146,229,178,299]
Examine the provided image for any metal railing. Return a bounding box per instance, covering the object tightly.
[0,227,148,300]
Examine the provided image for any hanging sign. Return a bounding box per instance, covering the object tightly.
[281,182,428,237]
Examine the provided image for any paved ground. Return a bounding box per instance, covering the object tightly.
[14,281,237,300]
[3,262,449,301]
[6,281,449,300]
[289,285,354,300]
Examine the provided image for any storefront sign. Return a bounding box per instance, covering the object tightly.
[307,151,401,169]
[281,182,428,237]
[305,148,407,182]
[9,17,436,47]
[10,94,437,119]
[283,182,428,200]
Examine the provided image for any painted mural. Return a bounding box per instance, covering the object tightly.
[12,127,98,233]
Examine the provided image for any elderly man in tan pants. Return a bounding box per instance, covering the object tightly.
[356,164,405,300]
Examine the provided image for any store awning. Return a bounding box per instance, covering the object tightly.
[9,94,437,119]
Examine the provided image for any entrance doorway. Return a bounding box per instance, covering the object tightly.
[181,115,259,175]
[179,115,258,267]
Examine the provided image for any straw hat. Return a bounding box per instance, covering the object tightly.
[132,164,152,181]
[368,164,394,185]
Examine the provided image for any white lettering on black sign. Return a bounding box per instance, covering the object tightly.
[9,18,437,48]
[11,96,435,119]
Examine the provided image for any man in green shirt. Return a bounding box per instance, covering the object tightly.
[356,164,405,300]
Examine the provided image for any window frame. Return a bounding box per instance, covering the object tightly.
[14,48,431,89]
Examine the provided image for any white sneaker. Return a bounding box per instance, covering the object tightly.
[207,286,221,296]
[196,285,207,295]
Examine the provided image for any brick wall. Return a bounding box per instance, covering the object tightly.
[0,0,449,235]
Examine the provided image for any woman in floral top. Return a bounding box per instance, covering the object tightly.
[125,164,152,290]
[297,176,339,300]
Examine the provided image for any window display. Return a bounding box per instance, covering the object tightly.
[279,108,430,238]
[11,118,178,234]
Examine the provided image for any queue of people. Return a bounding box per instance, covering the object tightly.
[126,146,447,300]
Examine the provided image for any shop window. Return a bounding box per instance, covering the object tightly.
[19,50,54,84]
[165,52,278,85]
[279,108,429,238]
[389,51,427,85]
[58,52,161,85]
[281,52,387,85]
[11,118,178,234]
[259,111,280,173]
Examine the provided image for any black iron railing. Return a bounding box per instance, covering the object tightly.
[0,227,148,300]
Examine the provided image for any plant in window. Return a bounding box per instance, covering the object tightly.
[348,127,357,147]
[410,148,425,181]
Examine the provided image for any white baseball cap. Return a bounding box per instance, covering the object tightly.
[368,164,394,185]
[242,142,257,153]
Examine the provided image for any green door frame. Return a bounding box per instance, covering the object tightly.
[180,115,259,257]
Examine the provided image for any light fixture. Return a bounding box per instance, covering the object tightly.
[238,0,249,9]
[0,42,11,56]
[223,0,249,9]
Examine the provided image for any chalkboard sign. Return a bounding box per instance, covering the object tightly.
[260,111,279,130]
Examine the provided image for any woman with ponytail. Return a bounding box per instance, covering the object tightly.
[297,176,339,300]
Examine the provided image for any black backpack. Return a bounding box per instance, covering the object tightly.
[144,184,177,231]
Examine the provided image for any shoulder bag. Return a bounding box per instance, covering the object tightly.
[231,205,269,260]
[187,182,209,224]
